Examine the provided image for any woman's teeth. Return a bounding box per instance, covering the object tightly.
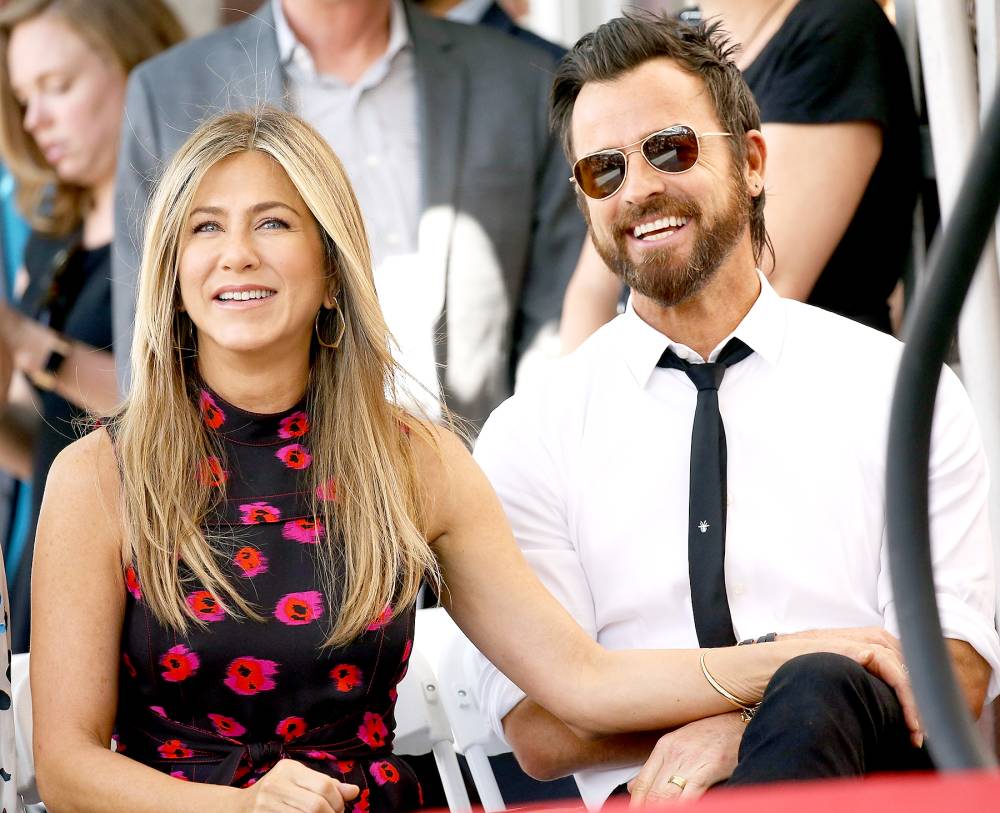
[217,289,275,301]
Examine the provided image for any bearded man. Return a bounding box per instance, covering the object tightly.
[471,11,1000,809]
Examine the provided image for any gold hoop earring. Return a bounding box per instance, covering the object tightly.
[315,299,346,350]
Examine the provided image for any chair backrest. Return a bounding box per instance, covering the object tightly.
[395,628,473,813]
[418,608,509,812]
[12,652,40,806]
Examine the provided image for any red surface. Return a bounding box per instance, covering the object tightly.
[444,771,1000,812]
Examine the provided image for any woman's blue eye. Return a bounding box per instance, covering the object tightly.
[193,221,221,233]
[260,218,289,230]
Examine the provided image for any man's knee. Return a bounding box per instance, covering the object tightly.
[765,652,873,707]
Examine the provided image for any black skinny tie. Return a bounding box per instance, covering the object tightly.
[657,338,754,647]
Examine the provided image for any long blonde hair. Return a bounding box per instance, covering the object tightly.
[112,108,441,647]
[0,0,185,235]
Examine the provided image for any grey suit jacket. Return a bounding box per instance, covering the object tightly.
[112,2,585,428]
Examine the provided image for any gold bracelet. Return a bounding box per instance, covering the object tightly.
[700,651,761,723]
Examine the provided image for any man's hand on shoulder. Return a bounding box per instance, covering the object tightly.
[626,712,744,806]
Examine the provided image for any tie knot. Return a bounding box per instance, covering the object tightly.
[686,362,725,391]
[656,337,754,392]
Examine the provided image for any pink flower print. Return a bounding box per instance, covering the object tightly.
[401,639,413,662]
[150,706,167,718]
[315,478,338,502]
[366,604,393,631]
[196,456,228,488]
[306,750,335,761]
[281,517,325,544]
[125,566,142,600]
[353,789,370,813]
[208,713,246,738]
[330,663,362,693]
[225,657,279,696]
[276,716,307,742]
[369,760,401,785]
[233,546,268,577]
[338,760,356,774]
[240,502,281,525]
[276,443,312,470]
[186,590,225,622]
[278,411,310,439]
[274,591,325,626]
[170,770,190,781]
[161,644,200,682]
[199,391,226,429]
[357,712,388,748]
[388,687,398,703]
[158,739,193,759]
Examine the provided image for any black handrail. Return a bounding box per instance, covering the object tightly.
[887,78,1000,770]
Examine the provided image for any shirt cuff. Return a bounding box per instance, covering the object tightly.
[886,593,1000,701]
[472,649,527,742]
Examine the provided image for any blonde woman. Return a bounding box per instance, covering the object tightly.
[30,109,917,813]
[0,0,185,651]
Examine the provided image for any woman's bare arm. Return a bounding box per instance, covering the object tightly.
[31,430,243,813]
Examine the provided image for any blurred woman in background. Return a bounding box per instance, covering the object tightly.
[0,0,185,651]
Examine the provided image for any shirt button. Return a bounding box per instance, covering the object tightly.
[366,154,380,167]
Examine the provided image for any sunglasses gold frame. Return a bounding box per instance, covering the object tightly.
[570,125,733,200]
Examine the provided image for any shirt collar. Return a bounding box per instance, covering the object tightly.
[619,269,786,389]
[272,0,410,78]
[445,0,495,23]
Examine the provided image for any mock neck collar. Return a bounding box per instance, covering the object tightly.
[197,385,311,446]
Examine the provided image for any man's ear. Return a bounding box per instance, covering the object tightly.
[744,129,767,197]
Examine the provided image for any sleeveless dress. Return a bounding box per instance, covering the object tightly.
[115,388,422,812]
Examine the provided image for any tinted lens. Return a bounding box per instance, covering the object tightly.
[574,151,627,200]
[642,126,699,173]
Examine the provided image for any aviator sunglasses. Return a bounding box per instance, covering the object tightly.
[571,124,732,201]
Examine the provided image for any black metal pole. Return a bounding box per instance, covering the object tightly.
[887,77,1000,770]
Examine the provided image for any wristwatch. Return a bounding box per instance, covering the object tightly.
[29,333,74,392]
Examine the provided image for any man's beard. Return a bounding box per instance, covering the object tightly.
[590,173,750,308]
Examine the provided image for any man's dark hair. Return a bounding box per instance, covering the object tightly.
[551,11,771,264]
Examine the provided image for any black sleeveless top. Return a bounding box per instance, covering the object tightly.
[115,389,422,811]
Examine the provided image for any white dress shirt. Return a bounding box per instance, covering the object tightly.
[472,273,1000,808]
[274,0,442,416]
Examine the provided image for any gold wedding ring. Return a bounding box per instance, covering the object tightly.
[667,775,688,790]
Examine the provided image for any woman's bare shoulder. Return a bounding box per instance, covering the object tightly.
[42,426,123,543]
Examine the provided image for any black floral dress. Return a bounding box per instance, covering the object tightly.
[116,389,422,812]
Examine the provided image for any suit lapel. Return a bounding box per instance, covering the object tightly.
[406,6,469,377]
[210,4,287,111]
[407,5,466,212]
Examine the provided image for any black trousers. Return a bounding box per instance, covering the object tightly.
[611,651,932,799]
[727,651,933,784]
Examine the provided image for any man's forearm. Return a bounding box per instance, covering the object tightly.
[503,698,661,781]
[946,638,991,718]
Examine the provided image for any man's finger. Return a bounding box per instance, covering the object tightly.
[627,753,666,808]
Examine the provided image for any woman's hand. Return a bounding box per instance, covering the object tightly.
[0,301,50,376]
[239,759,359,813]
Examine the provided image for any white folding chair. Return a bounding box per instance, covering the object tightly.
[417,608,508,812]
[12,651,45,811]
[394,643,473,813]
